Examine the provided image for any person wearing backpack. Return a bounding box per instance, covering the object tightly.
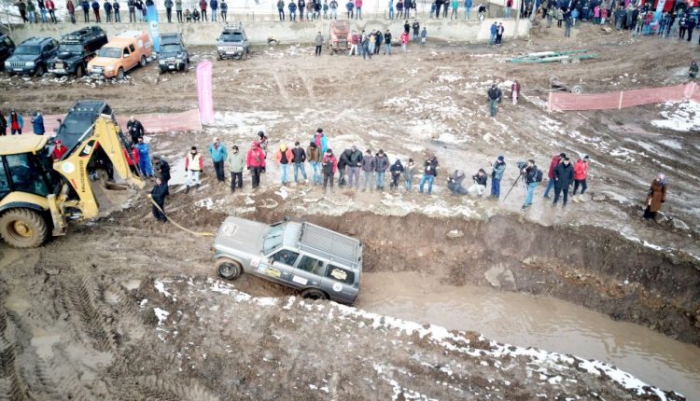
[543,152,565,199]
[521,159,541,210]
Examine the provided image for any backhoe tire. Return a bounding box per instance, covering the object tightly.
[217,258,243,280]
[0,209,49,248]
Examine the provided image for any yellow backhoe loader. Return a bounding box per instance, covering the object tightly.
[0,111,144,248]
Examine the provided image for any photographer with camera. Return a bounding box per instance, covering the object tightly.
[521,159,541,210]
[468,168,488,196]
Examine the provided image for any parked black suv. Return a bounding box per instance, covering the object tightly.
[157,33,190,73]
[4,37,59,76]
[48,27,108,77]
[0,33,16,71]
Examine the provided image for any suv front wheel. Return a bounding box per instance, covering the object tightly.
[301,288,328,301]
[217,258,243,280]
[34,64,45,77]
[140,56,147,67]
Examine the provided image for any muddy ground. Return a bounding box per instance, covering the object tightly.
[1,22,700,399]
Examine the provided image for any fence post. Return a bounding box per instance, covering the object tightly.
[618,91,624,110]
[687,82,697,101]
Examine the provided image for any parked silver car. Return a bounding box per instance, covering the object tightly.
[213,217,363,305]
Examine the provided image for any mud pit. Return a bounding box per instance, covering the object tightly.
[2,22,700,400]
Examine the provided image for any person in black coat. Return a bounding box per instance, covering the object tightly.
[153,155,171,194]
[553,156,574,207]
[150,177,169,222]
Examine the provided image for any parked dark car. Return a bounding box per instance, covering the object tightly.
[48,26,108,77]
[157,33,190,73]
[4,37,59,76]
[0,33,16,71]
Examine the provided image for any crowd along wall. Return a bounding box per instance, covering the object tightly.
[6,17,529,46]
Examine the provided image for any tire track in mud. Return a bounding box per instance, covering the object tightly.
[0,309,28,401]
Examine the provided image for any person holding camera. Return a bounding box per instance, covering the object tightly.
[468,168,488,196]
[521,159,540,210]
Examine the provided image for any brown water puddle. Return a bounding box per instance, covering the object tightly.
[357,272,700,398]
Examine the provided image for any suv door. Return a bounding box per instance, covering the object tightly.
[290,255,326,290]
[127,44,138,68]
[321,263,357,304]
[256,248,300,285]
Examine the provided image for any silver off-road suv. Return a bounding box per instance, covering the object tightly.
[213,217,363,305]
[216,23,250,60]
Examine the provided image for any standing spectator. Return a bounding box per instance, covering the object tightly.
[374,30,383,54]
[642,173,667,222]
[246,141,266,189]
[113,0,120,21]
[104,0,112,22]
[345,0,353,18]
[419,154,438,194]
[564,11,572,37]
[404,0,411,17]
[396,0,403,18]
[412,19,420,42]
[315,31,324,56]
[298,0,305,19]
[164,0,173,22]
[175,0,182,21]
[511,80,520,105]
[489,21,498,45]
[543,153,564,199]
[37,0,46,23]
[31,111,45,135]
[429,0,436,18]
[127,116,145,144]
[389,159,404,191]
[323,0,328,18]
[209,137,228,183]
[400,30,409,53]
[210,0,217,21]
[420,26,427,45]
[690,61,698,81]
[289,0,297,21]
[10,110,23,135]
[220,0,226,21]
[149,177,169,223]
[16,0,28,23]
[374,149,389,191]
[92,0,101,21]
[361,34,371,59]
[487,83,502,118]
[403,158,416,191]
[464,0,471,19]
[337,148,350,186]
[521,159,540,209]
[81,0,90,22]
[384,29,392,55]
[490,155,506,199]
[185,146,203,193]
[274,144,293,186]
[552,156,573,207]
[572,155,589,202]
[26,0,37,23]
[0,110,6,136]
[556,6,563,27]
[226,145,245,193]
[496,22,504,44]
[468,169,488,196]
[687,16,696,42]
[67,0,76,22]
[547,6,554,27]
[388,0,394,19]
[329,0,337,18]
[355,0,362,18]
[450,0,458,19]
[346,145,363,189]
[313,128,327,153]
[52,140,68,160]
[360,149,375,191]
[127,0,135,22]
[307,141,322,185]
[321,149,338,193]
[136,137,152,177]
[348,30,359,55]
[505,0,511,18]
[140,1,147,23]
[199,0,207,21]
[291,141,308,184]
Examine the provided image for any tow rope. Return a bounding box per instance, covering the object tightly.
[146,194,215,237]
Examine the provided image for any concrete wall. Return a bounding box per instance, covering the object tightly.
[5,18,529,46]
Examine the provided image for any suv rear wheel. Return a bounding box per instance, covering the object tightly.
[301,288,328,301]
[35,64,45,77]
[140,55,147,67]
[217,258,243,280]
[76,64,84,77]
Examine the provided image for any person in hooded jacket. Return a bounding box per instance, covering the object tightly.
[374,149,389,191]
[346,146,363,189]
[643,173,667,222]
[307,142,322,185]
[572,155,589,202]
[552,156,574,207]
[322,149,338,193]
[246,141,266,189]
[543,152,565,199]
[32,111,45,135]
[274,144,294,185]
[360,149,375,191]
[403,158,416,191]
[389,159,404,190]
[419,154,438,194]
[291,141,308,184]
[490,155,506,199]
[153,155,171,190]
[337,148,352,187]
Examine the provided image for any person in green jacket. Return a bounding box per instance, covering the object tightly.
[450,0,458,19]
[26,0,37,23]
[226,145,246,193]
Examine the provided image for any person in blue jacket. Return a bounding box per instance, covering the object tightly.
[464,0,471,19]
[91,0,101,21]
[208,137,228,183]
[81,0,90,21]
[136,137,152,177]
[288,0,297,21]
[32,111,45,135]
[210,0,218,21]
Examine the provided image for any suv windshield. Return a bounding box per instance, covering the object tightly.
[161,44,182,53]
[14,45,40,55]
[98,47,121,58]
[221,32,244,42]
[58,44,84,53]
[263,223,285,254]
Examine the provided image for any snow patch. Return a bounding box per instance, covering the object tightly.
[651,102,700,132]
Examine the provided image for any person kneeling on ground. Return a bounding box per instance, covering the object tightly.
[468,168,488,196]
[447,169,468,195]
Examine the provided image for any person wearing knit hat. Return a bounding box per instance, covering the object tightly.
[490,155,506,199]
[274,143,294,186]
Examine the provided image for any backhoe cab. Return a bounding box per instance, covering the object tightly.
[0,111,143,248]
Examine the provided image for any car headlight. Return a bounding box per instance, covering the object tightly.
[159,59,166,64]
[3,62,9,68]
[105,66,114,71]
[25,61,35,67]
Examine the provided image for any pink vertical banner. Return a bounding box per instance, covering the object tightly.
[197,60,214,124]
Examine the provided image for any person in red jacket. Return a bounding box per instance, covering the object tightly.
[572,155,589,203]
[321,148,338,193]
[543,152,565,199]
[66,0,76,22]
[246,141,266,189]
[51,140,68,160]
[199,0,207,21]
[45,0,57,22]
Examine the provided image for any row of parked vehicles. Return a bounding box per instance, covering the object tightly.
[0,23,251,79]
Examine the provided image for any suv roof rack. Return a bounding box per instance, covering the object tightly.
[223,23,244,30]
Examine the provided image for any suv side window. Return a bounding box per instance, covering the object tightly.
[271,249,300,267]
[0,158,10,199]
[129,44,136,53]
[297,256,326,276]
[325,264,355,285]
[123,46,130,56]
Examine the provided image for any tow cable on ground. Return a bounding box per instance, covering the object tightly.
[146,194,215,237]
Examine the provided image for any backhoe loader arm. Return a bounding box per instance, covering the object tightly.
[53,117,145,220]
